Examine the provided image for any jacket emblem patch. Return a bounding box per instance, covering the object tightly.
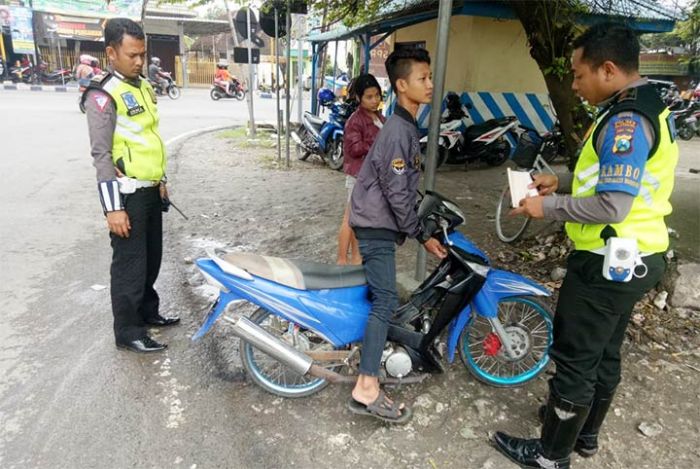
[391,158,406,175]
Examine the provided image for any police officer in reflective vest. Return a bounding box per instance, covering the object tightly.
[493,23,678,468]
[83,18,179,353]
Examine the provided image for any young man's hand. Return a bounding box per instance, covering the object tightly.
[423,237,447,259]
[107,210,131,238]
[530,174,559,196]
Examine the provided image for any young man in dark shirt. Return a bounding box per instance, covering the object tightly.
[348,48,447,423]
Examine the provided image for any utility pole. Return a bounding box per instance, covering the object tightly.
[285,5,291,167]
[246,4,257,137]
[296,14,304,123]
[416,0,452,281]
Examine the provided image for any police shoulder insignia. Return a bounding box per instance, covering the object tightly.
[617,87,638,102]
[391,157,406,175]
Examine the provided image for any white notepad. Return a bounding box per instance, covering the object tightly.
[507,168,539,208]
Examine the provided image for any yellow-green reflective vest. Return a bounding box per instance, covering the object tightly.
[92,72,166,181]
[566,84,678,253]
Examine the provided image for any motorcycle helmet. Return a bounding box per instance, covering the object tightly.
[318,88,335,107]
[216,60,228,69]
[151,57,161,66]
[79,54,92,65]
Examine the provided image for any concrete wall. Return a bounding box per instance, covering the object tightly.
[393,15,548,95]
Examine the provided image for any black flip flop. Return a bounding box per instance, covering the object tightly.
[347,390,413,425]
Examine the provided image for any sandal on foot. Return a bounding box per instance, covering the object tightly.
[347,390,412,424]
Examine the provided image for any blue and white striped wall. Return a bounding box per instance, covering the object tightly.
[384,90,556,134]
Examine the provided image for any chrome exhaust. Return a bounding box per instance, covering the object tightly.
[222,315,313,375]
[222,315,430,386]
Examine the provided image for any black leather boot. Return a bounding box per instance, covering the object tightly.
[494,393,589,468]
[537,388,615,457]
[574,388,615,457]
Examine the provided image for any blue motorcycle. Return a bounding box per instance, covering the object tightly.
[291,89,355,171]
[193,191,553,398]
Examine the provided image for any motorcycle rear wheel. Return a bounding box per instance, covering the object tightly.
[167,85,181,100]
[240,307,341,398]
[210,88,222,101]
[325,136,344,171]
[458,296,553,387]
[495,184,531,243]
[677,124,694,141]
[295,126,312,161]
[485,138,511,167]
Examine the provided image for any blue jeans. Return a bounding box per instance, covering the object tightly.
[357,238,398,376]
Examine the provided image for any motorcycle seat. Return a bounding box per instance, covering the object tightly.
[304,112,325,132]
[464,118,510,140]
[221,252,366,290]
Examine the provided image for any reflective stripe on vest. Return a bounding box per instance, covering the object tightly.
[565,107,678,253]
[101,75,166,181]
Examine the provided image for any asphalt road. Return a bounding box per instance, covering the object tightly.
[0,88,309,469]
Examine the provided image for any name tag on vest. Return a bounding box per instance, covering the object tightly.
[121,91,145,116]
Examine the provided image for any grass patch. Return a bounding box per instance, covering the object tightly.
[217,127,278,149]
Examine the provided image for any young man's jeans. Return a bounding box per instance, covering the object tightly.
[357,238,398,376]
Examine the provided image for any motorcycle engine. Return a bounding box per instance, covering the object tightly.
[383,346,413,378]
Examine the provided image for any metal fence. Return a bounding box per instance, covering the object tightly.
[38,47,108,73]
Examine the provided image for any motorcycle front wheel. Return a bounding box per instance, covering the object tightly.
[167,85,181,100]
[325,136,344,171]
[240,307,341,398]
[458,296,553,387]
[234,89,246,101]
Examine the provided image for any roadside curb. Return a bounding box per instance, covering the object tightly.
[1,83,75,92]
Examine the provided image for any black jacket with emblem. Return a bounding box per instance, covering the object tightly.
[349,105,424,244]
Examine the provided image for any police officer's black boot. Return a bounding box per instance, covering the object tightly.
[494,393,589,468]
[537,387,615,458]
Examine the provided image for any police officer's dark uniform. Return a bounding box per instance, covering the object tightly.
[494,79,678,467]
[349,104,430,383]
[83,68,179,352]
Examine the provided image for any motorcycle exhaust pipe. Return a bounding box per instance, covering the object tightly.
[221,315,430,386]
[222,315,313,375]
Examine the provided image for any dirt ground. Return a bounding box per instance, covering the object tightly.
[163,128,700,469]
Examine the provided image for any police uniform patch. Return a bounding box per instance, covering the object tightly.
[146,86,157,104]
[613,135,632,154]
[391,158,406,175]
[121,91,144,116]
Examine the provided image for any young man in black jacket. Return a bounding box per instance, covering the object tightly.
[348,48,447,423]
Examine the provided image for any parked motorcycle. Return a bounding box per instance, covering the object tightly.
[9,63,36,84]
[673,101,700,141]
[192,191,554,398]
[35,62,72,84]
[419,94,518,169]
[150,71,180,100]
[210,79,246,101]
[291,89,355,171]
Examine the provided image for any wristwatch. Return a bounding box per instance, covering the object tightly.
[418,229,432,244]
